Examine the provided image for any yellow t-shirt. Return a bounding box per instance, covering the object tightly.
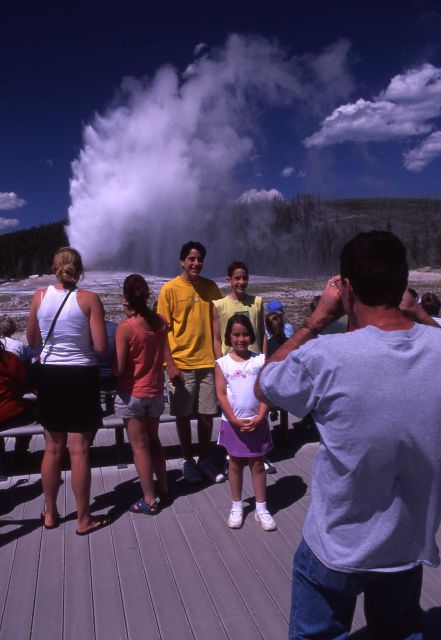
[213,294,263,355]
[157,275,222,369]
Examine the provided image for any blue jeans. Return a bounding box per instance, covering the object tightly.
[289,538,423,640]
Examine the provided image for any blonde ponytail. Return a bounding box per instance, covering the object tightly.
[52,247,84,286]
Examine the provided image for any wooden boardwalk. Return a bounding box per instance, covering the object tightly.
[0,421,440,640]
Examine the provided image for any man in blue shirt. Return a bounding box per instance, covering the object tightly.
[256,231,441,640]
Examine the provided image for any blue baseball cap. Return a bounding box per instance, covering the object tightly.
[267,300,284,313]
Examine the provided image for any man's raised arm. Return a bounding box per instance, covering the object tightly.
[400,289,441,327]
[254,276,344,402]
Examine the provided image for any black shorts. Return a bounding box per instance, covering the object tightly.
[38,365,102,433]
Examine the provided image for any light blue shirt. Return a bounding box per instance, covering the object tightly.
[261,324,441,572]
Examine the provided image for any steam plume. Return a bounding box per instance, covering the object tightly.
[67,34,352,274]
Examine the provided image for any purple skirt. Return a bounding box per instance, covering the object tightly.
[218,418,272,458]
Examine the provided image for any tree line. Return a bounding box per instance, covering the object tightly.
[2,197,441,280]
[0,221,68,281]
[210,196,441,276]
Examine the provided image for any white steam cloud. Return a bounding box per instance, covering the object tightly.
[194,42,208,56]
[304,63,441,172]
[67,34,353,273]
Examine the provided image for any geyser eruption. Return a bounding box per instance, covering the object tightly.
[67,35,353,275]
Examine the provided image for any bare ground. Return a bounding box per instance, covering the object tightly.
[2,269,441,341]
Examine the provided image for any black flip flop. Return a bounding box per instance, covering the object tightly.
[41,511,60,530]
[75,515,112,536]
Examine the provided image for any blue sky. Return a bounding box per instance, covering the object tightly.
[1,0,441,235]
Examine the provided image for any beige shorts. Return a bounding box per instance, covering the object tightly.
[166,368,218,417]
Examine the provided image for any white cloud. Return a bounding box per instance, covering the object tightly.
[304,97,433,147]
[404,130,441,171]
[0,192,27,210]
[381,64,441,104]
[67,34,353,270]
[304,63,441,172]
[280,166,307,178]
[236,188,283,204]
[0,217,19,229]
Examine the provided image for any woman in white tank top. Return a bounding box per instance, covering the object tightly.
[27,247,111,535]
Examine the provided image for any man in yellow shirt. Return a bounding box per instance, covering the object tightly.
[157,241,224,484]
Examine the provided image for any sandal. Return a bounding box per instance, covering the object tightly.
[129,498,158,515]
[75,515,112,536]
[41,511,60,530]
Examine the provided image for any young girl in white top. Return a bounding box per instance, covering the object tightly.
[215,313,276,531]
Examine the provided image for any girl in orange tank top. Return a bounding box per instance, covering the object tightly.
[114,274,170,514]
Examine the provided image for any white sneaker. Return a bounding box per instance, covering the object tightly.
[198,458,225,483]
[228,509,243,528]
[255,510,277,531]
[183,459,202,484]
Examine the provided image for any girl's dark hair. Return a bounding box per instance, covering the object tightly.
[224,313,256,347]
[265,312,284,339]
[0,337,5,363]
[0,315,17,337]
[227,261,248,277]
[123,274,162,331]
[420,292,441,316]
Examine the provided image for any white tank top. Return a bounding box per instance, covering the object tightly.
[216,352,265,419]
[38,285,96,366]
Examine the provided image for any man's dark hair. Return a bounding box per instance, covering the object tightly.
[179,241,206,261]
[420,292,441,317]
[224,313,256,347]
[340,230,408,307]
[227,261,248,277]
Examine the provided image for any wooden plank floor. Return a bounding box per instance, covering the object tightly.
[0,421,440,640]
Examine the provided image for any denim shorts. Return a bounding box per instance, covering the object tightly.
[114,392,165,419]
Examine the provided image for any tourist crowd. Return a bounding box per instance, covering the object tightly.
[1,231,441,638]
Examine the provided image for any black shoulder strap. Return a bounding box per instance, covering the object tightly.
[41,288,75,350]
